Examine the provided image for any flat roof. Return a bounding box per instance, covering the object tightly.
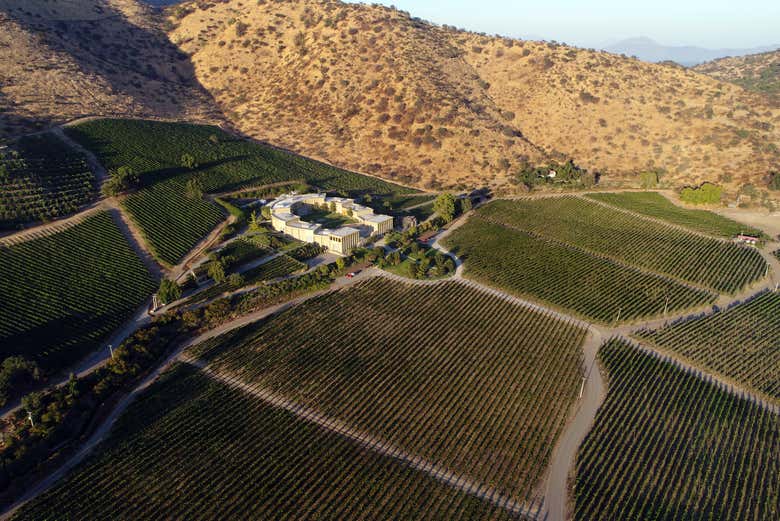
[361,214,394,223]
[329,227,361,237]
[287,221,320,231]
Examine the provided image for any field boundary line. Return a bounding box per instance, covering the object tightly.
[185,358,540,519]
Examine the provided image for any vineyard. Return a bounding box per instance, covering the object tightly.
[189,255,306,304]
[444,218,715,324]
[479,198,766,293]
[65,119,414,264]
[634,291,780,402]
[13,364,518,520]
[0,133,96,229]
[0,212,156,371]
[585,192,762,238]
[189,277,587,506]
[575,338,778,521]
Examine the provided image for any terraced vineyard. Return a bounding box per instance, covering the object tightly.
[0,133,96,228]
[14,364,518,520]
[444,219,715,324]
[65,119,414,264]
[0,212,156,371]
[190,277,587,506]
[575,339,778,521]
[635,291,780,401]
[480,198,766,293]
[585,192,763,238]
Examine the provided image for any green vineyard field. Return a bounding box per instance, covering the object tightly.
[444,218,715,324]
[190,277,587,505]
[575,339,778,521]
[0,133,96,229]
[635,291,780,402]
[585,192,762,238]
[65,119,415,264]
[0,212,156,371]
[190,255,306,304]
[479,198,766,293]
[13,364,519,520]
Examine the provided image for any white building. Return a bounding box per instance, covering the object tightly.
[268,193,393,255]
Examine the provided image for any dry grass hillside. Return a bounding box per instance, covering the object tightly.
[0,0,217,137]
[167,0,779,192]
[1,0,778,194]
[694,51,780,101]
[166,0,544,189]
[457,34,780,190]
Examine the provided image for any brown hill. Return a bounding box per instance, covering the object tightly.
[166,0,779,192]
[1,0,778,195]
[694,50,780,100]
[0,0,217,137]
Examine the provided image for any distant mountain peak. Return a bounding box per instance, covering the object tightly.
[604,37,780,66]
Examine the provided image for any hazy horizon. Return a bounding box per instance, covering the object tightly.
[344,0,779,50]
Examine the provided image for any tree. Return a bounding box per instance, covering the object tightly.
[181,153,198,169]
[261,205,272,220]
[228,273,245,288]
[249,211,263,232]
[208,261,226,283]
[157,278,182,305]
[458,196,472,215]
[185,178,203,199]
[335,257,346,271]
[102,166,138,197]
[434,193,456,222]
[640,171,659,189]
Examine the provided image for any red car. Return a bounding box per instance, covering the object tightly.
[346,272,357,279]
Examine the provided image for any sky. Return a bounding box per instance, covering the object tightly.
[344,0,780,49]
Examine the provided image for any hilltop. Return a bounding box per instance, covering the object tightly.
[694,50,780,100]
[1,0,779,194]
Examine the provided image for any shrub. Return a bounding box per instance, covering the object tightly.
[158,278,182,305]
[101,166,138,197]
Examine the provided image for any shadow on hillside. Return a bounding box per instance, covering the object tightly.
[0,0,223,131]
[0,91,47,141]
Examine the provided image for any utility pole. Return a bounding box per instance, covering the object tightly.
[615,307,622,325]
[579,376,586,399]
[109,343,114,359]
[664,295,669,317]
[27,411,34,428]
